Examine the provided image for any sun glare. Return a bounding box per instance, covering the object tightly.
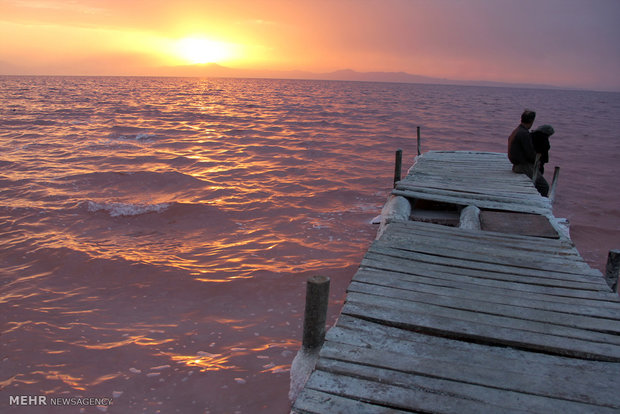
[176,37,233,64]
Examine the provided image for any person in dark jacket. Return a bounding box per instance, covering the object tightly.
[507,110,549,196]
[531,124,555,174]
[508,110,536,167]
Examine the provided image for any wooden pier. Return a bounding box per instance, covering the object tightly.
[292,151,620,413]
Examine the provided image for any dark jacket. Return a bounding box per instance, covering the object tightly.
[507,124,535,165]
[531,130,551,173]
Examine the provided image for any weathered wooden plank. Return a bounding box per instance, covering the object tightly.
[371,232,601,278]
[332,315,620,374]
[360,255,616,303]
[372,237,602,280]
[352,268,620,320]
[345,291,620,348]
[381,226,572,255]
[405,168,531,178]
[400,173,540,187]
[407,166,528,178]
[406,163,527,173]
[303,369,529,414]
[381,229,582,267]
[318,340,620,409]
[412,153,512,166]
[342,297,620,361]
[292,388,410,414]
[399,176,540,191]
[363,249,608,293]
[382,227,580,261]
[407,167,524,176]
[392,189,551,215]
[396,182,551,208]
[383,221,578,254]
[407,174,525,181]
[310,358,619,414]
[393,216,560,238]
[407,166,528,175]
[353,266,620,312]
[347,280,620,334]
[376,230,594,273]
[404,177,536,190]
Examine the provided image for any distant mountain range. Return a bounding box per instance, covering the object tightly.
[0,60,564,90]
[155,63,564,90]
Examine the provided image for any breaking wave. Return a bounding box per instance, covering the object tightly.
[85,200,171,217]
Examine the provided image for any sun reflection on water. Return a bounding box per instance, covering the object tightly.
[166,352,238,372]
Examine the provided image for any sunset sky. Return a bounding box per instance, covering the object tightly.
[1,0,619,91]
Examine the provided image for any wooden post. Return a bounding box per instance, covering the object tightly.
[532,153,541,184]
[302,275,330,350]
[394,149,403,188]
[548,166,560,205]
[417,126,421,156]
[605,250,620,293]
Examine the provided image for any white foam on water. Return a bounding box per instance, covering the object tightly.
[86,201,171,217]
[135,133,155,141]
[197,351,219,358]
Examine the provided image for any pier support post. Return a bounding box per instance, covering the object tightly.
[532,153,541,184]
[548,166,560,205]
[394,149,403,188]
[302,275,330,350]
[605,250,620,293]
[290,275,330,403]
[417,126,421,156]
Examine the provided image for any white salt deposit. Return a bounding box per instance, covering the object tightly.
[370,214,382,224]
[376,195,411,239]
[288,347,320,403]
[459,205,481,230]
[553,217,571,238]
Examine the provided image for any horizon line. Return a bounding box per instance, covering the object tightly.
[1,68,617,94]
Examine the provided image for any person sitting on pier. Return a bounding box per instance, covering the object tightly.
[531,124,555,175]
[507,109,550,196]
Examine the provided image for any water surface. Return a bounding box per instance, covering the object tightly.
[1,77,619,413]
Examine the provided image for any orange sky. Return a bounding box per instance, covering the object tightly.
[1,0,619,91]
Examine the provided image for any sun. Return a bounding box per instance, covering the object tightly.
[176,37,233,64]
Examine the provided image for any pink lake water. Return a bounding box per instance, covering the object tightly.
[1,76,619,413]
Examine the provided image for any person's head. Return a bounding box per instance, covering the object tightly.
[533,124,554,137]
[520,110,536,128]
